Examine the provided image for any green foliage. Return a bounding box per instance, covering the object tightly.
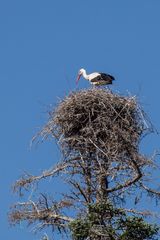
[69,203,159,240]
[69,219,90,240]
[119,217,159,240]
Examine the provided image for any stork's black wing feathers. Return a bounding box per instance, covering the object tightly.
[90,75,102,82]
[90,73,115,85]
[100,73,115,80]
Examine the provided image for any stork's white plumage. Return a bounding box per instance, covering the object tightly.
[76,68,115,86]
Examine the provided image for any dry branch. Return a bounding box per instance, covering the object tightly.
[13,162,69,194]
[9,197,73,230]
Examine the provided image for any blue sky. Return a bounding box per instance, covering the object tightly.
[1,0,160,239]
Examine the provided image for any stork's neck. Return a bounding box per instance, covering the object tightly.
[82,69,89,80]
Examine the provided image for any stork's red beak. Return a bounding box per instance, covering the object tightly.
[76,74,81,84]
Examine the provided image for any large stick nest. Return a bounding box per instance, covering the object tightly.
[41,88,149,164]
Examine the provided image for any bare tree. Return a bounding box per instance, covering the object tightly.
[9,88,160,239]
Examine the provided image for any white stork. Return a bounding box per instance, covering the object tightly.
[76,68,115,86]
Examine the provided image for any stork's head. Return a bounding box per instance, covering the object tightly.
[76,68,85,84]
